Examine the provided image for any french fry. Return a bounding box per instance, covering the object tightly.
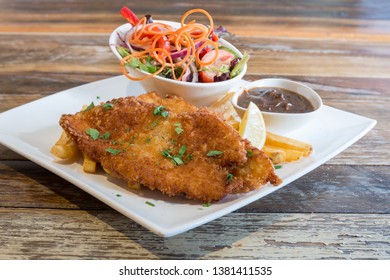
[50,130,79,159]
[266,145,304,162]
[262,145,286,164]
[128,182,142,190]
[102,166,112,175]
[82,154,97,173]
[265,132,312,156]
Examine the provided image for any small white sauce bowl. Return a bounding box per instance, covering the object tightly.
[109,22,247,107]
[231,78,323,133]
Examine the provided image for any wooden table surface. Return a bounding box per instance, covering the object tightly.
[1,0,389,259]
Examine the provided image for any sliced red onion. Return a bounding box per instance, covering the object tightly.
[189,62,198,83]
[170,41,203,59]
[181,66,191,82]
[130,43,146,52]
[116,31,128,48]
[180,62,199,83]
[124,28,135,52]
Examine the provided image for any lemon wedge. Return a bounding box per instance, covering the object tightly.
[239,101,266,149]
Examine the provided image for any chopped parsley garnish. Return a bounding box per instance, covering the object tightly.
[116,194,122,197]
[226,173,234,183]
[161,110,169,118]
[85,128,100,140]
[145,201,155,207]
[274,165,282,169]
[84,102,95,112]
[103,103,114,110]
[247,150,253,157]
[130,136,136,146]
[162,149,171,158]
[100,131,110,140]
[172,157,183,165]
[85,128,111,140]
[162,145,188,166]
[151,119,159,129]
[153,105,164,115]
[153,106,168,118]
[145,137,151,143]
[174,122,184,135]
[178,145,187,156]
[106,148,122,155]
[203,202,211,207]
[207,150,224,157]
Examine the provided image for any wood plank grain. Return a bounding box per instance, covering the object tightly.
[2,17,389,42]
[1,33,389,90]
[0,0,389,41]
[1,161,389,213]
[246,165,390,214]
[2,33,389,82]
[0,161,109,210]
[1,0,389,261]
[0,208,388,259]
[0,72,113,113]
[0,34,118,74]
[1,0,389,20]
[230,36,390,78]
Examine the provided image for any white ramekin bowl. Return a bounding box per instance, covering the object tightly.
[231,78,323,132]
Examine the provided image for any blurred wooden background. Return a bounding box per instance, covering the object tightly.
[0,0,389,259]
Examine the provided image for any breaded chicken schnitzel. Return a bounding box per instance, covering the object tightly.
[59,92,281,202]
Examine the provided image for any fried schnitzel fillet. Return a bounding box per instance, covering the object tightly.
[59,92,281,202]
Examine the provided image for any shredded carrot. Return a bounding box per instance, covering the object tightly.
[120,9,220,81]
[181,9,214,37]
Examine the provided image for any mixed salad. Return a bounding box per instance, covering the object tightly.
[116,7,249,83]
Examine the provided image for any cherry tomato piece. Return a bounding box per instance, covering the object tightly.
[120,7,140,25]
[199,49,235,83]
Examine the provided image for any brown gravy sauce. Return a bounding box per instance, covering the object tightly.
[237,87,315,113]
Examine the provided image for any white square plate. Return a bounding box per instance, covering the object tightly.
[0,76,376,237]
